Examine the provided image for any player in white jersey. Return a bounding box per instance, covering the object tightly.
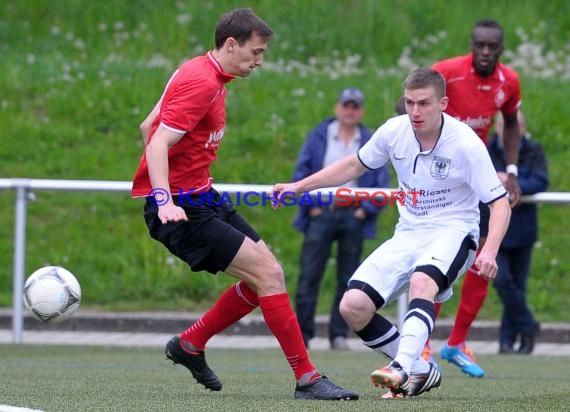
[272,68,511,398]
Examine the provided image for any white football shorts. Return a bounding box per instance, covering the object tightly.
[350,228,477,304]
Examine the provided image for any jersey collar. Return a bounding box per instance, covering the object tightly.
[207,51,236,83]
[467,52,505,82]
[413,114,445,154]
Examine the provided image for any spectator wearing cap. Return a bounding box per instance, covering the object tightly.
[291,88,390,350]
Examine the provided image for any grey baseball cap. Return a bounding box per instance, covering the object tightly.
[338,87,365,106]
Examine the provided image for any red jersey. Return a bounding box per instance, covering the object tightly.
[433,53,521,144]
[132,52,235,197]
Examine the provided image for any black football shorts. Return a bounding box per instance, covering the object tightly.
[144,189,261,274]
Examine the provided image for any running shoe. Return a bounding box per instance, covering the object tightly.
[407,362,442,396]
[165,336,223,391]
[371,361,409,394]
[379,361,441,399]
[294,375,359,400]
[440,342,485,378]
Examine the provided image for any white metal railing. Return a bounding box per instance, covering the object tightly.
[1,178,569,343]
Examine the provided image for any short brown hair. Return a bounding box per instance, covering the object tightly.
[403,68,446,99]
[215,8,274,49]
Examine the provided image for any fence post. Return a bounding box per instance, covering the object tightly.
[12,184,29,343]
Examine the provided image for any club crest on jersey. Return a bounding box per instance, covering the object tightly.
[430,156,451,180]
[495,88,506,108]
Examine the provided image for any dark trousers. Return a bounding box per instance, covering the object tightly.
[295,208,364,344]
[493,245,535,346]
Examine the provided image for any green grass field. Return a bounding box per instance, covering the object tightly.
[1,345,569,411]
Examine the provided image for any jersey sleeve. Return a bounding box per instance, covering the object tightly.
[431,60,451,78]
[500,68,522,115]
[463,138,507,203]
[431,60,444,73]
[357,123,390,170]
[161,76,216,133]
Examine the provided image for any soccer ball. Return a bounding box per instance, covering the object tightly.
[23,266,81,324]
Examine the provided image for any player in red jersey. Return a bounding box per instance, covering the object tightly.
[424,19,522,378]
[132,8,358,400]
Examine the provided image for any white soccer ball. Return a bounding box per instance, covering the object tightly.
[23,266,81,324]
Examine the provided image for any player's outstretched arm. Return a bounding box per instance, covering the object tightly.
[272,154,367,208]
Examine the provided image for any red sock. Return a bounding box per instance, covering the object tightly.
[435,302,442,318]
[448,265,489,346]
[180,281,258,350]
[424,303,442,350]
[259,293,318,381]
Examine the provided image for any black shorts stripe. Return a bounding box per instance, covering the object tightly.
[414,264,447,292]
[446,234,477,286]
[347,279,386,309]
[415,234,476,293]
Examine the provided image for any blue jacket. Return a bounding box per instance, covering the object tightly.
[292,118,390,239]
[488,134,549,247]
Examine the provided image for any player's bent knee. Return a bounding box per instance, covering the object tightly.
[409,273,440,300]
[339,290,374,325]
[339,301,356,324]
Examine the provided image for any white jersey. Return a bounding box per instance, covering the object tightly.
[358,113,506,238]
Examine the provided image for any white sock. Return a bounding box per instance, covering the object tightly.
[394,305,434,374]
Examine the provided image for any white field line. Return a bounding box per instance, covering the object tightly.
[0,406,44,412]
